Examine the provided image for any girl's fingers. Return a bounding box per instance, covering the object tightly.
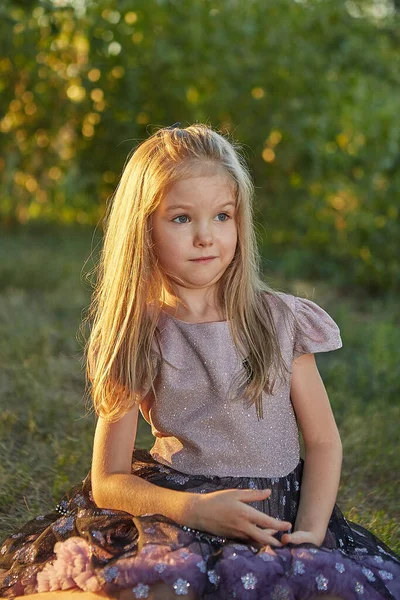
[238,488,272,499]
[247,524,283,547]
[262,529,278,535]
[252,511,292,531]
[235,488,292,533]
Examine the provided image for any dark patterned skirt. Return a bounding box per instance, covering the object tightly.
[0,448,399,599]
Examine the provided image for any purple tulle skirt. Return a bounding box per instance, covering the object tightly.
[0,448,399,599]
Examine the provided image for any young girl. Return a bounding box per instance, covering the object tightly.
[0,123,399,600]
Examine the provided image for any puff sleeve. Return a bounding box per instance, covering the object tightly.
[293,296,343,360]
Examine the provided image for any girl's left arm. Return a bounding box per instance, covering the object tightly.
[283,352,343,546]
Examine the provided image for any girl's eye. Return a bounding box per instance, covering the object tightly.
[173,215,190,224]
[172,213,230,224]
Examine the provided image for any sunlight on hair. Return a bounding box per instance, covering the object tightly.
[81,123,302,422]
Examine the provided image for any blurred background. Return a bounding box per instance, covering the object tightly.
[0,0,399,550]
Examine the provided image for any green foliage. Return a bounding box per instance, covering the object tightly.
[0,0,399,292]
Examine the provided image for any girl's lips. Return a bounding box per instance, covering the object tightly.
[190,257,216,262]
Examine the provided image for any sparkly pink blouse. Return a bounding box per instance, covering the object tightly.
[139,292,343,478]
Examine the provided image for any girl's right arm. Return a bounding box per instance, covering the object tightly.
[91,404,198,525]
[91,404,291,546]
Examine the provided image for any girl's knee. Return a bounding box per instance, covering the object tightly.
[114,581,198,600]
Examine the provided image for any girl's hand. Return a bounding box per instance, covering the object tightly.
[190,488,292,547]
[280,530,324,546]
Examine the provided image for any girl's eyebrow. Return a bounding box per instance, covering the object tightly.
[165,201,236,212]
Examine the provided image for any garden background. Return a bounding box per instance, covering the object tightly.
[0,0,399,551]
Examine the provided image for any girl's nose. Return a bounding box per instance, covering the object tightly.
[194,226,213,245]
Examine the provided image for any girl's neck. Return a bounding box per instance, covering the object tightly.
[160,302,226,324]
[158,290,225,324]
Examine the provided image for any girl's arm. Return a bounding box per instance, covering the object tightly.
[288,353,343,543]
[92,404,293,545]
[91,404,198,525]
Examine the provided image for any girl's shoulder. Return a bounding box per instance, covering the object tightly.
[260,290,343,354]
[261,290,334,319]
[259,290,296,316]
[267,291,343,358]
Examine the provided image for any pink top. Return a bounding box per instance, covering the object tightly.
[139,292,343,478]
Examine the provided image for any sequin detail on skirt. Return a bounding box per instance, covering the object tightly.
[0,448,399,599]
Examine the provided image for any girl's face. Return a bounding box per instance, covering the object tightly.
[151,173,238,295]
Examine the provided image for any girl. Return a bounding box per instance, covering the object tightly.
[0,123,399,600]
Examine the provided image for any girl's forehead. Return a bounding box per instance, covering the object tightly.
[162,173,236,201]
[170,174,232,191]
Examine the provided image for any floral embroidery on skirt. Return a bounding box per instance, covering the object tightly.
[0,448,399,599]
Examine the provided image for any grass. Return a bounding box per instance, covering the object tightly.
[0,223,399,553]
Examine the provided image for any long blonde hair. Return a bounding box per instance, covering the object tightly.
[82,123,301,422]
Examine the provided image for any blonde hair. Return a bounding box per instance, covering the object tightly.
[82,122,301,422]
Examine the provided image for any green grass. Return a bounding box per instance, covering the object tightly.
[0,224,399,553]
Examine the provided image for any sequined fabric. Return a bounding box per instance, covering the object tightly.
[1,450,399,599]
[140,292,343,477]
